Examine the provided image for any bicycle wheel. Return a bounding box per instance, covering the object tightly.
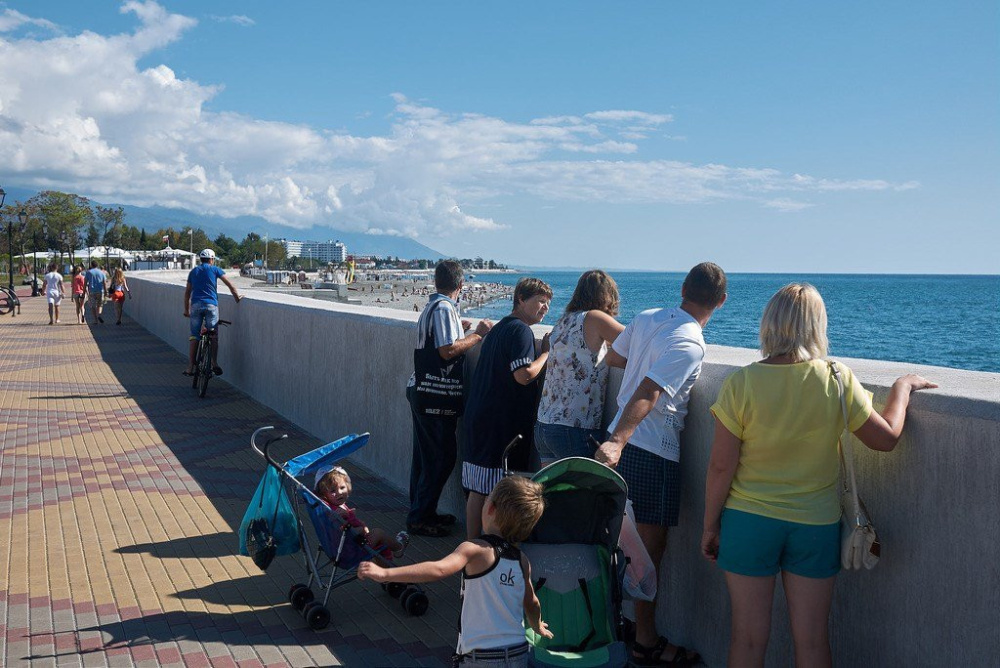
[0,290,12,316]
[198,340,212,398]
[192,338,204,389]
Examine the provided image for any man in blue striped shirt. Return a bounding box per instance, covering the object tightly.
[406,260,492,537]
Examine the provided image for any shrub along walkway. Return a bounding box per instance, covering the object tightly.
[0,295,462,667]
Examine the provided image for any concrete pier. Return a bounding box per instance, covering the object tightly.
[124,270,1000,667]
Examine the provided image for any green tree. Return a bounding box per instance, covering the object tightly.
[85,221,100,247]
[26,191,94,264]
[96,205,124,251]
[139,228,147,249]
[119,224,141,250]
[213,233,237,260]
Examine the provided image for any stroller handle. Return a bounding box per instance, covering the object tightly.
[501,434,523,475]
[251,425,288,469]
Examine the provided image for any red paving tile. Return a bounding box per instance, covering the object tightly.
[1,294,458,667]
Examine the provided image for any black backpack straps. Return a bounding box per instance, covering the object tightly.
[419,298,452,351]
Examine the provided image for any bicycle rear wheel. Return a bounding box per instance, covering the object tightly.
[0,290,12,316]
[192,338,205,389]
[198,341,212,398]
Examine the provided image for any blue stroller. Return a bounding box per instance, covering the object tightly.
[250,426,429,630]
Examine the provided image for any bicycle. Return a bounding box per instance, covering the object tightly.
[0,286,20,318]
[192,319,231,398]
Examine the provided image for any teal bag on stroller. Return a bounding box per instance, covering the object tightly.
[239,465,300,569]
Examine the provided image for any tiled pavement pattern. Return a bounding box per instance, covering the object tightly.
[0,296,463,667]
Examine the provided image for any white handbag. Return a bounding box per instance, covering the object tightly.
[830,361,881,571]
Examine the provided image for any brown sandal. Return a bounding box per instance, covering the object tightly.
[632,637,700,666]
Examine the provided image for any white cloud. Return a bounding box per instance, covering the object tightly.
[764,198,814,212]
[0,2,917,239]
[585,110,673,125]
[0,8,58,33]
[209,14,255,27]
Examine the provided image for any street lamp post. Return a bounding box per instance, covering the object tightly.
[263,234,268,269]
[20,210,38,297]
[0,185,9,291]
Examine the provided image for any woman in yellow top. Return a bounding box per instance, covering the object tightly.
[701,284,936,668]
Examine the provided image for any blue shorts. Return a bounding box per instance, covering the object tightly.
[533,422,602,462]
[718,508,840,579]
[189,302,219,339]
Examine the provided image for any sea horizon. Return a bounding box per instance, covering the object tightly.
[463,271,1000,374]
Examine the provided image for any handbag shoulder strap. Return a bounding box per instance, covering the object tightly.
[830,361,862,525]
[418,298,452,351]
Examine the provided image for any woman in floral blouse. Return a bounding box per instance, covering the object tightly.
[534,270,625,464]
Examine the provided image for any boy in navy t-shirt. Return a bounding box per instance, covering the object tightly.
[462,277,553,538]
[183,249,241,376]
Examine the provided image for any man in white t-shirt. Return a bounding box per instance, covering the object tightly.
[44,263,65,325]
[596,262,727,667]
[406,260,492,537]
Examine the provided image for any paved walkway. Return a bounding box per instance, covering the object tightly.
[0,296,462,667]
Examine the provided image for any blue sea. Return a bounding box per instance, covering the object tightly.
[464,272,1000,373]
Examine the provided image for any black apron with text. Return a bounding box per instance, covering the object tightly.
[412,301,465,417]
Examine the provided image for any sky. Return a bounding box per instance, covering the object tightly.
[0,1,996,273]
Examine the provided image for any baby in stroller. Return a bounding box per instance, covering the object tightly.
[315,466,407,560]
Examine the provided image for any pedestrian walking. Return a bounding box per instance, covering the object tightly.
[44,263,65,325]
[109,267,132,325]
[71,265,86,324]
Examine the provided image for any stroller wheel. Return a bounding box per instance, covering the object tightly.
[385,582,407,599]
[399,586,416,609]
[402,588,429,617]
[302,601,331,630]
[289,584,314,611]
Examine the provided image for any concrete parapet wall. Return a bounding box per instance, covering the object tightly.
[125,271,1000,667]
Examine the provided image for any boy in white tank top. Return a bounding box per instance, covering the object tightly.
[359,477,552,666]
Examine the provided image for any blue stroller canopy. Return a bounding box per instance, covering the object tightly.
[283,433,370,479]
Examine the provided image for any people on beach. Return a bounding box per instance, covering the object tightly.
[406,260,493,537]
[316,466,407,560]
[595,262,729,667]
[109,267,131,325]
[43,263,64,325]
[534,270,625,465]
[358,475,552,666]
[84,260,108,324]
[701,283,937,668]
[462,277,552,539]
[71,265,86,324]
[183,249,241,377]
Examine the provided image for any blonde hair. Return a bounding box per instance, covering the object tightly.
[488,476,546,543]
[111,268,125,285]
[316,466,352,496]
[759,283,829,362]
[565,270,620,316]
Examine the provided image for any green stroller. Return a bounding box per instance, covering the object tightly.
[521,457,630,667]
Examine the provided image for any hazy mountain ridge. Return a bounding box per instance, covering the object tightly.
[2,186,445,259]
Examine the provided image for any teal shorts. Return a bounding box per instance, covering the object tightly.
[718,508,840,579]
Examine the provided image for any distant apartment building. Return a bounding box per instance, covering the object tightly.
[280,239,348,263]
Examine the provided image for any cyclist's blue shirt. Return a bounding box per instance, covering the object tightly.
[85,268,107,293]
[187,264,227,305]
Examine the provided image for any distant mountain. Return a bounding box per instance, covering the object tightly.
[117,204,447,259]
[0,185,446,259]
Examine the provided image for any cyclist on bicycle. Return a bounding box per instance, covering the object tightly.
[183,249,241,377]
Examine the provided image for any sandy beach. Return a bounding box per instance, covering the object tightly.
[228,272,513,314]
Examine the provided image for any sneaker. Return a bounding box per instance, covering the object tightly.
[434,513,458,526]
[212,365,223,376]
[392,531,410,559]
[98,316,104,324]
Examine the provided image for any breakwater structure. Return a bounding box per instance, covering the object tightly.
[124,270,999,667]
